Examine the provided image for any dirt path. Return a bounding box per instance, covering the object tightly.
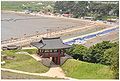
[1,67,80,80]
[40,65,66,78]
[1,67,68,79]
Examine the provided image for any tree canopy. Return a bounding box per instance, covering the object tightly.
[2,1,119,19]
[54,1,119,19]
[103,45,119,79]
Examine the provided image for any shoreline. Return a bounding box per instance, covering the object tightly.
[1,10,95,23]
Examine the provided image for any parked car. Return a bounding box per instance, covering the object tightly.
[2,45,22,51]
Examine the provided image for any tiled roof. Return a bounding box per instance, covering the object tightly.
[31,37,71,49]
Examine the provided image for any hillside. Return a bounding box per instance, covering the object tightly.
[1,50,49,73]
[61,59,113,79]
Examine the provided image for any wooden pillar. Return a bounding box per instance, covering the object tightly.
[37,49,39,55]
[40,49,42,56]
[63,49,64,56]
[42,49,44,57]
[38,49,40,55]
[58,49,60,65]
[48,49,50,58]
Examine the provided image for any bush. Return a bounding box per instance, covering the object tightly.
[85,41,118,64]
[66,44,88,61]
[103,45,119,79]
[66,41,118,65]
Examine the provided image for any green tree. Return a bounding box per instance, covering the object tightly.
[72,44,88,56]
[86,41,117,63]
[66,44,88,60]
[54,1,119,19]
[103,45,119,79]
[54,1,75,14]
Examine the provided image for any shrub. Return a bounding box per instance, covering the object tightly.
[103,45,119,79]
[66,44,88,61]
[66,41,118,65]
[85,41,118,64]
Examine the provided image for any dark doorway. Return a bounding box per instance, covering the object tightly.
[52,57,58,65]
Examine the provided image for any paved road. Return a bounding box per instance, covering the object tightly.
[63,26,118,42]
[83,30,119,47]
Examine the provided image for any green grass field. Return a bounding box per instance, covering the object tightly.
[2,50,49,73]
[1,71,61,79]
[61,59,114,79]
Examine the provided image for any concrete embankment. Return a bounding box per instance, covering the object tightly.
[63,26,118,44]
[63,26,118,47]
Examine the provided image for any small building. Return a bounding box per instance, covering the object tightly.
[31,37,71,65]
[62,13,73,17]
[107,18,117,22]
[24,9,32,14]
[84,16,94,20]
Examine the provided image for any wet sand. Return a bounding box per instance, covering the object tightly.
[1,11,94,41]
[1,11,109,41]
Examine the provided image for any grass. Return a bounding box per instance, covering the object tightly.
[2,50,49,73]
[1,1,54,12]
[2,49,37,54]
[21,49,37,54]
[61,59,114,79]
[1,71,61,79]
[96,15,118,21]
[102,16,118,20]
